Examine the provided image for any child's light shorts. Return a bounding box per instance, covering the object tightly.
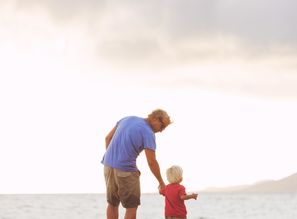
[166,217,186,219]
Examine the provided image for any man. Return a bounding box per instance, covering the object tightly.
[101,109,172,219]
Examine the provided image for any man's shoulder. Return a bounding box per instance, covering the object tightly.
[121,116,143,122]
[119,116,149,131]
[118,116,139,124]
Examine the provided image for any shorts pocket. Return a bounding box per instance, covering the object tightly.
[116,170,132,178]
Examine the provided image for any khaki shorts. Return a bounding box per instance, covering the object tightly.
[104,166,140,208]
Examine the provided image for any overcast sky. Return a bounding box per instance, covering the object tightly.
[1,0,297,193]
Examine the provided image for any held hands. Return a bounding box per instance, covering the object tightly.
[158,183,166,195]
[158,181,165,190]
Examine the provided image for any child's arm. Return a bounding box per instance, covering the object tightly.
[180,193,198,200]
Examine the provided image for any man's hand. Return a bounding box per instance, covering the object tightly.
[158,182,166,191]
[158,183,166,195]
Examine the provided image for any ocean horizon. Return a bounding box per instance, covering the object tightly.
[1,193,297,219]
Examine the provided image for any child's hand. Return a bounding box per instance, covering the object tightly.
[181,192,198,200]
[191,193,198,200]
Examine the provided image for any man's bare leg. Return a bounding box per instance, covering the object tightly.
[107,203,119,219]
[124,207,137,219]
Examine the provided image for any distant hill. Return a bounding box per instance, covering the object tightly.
[202,172,297,193]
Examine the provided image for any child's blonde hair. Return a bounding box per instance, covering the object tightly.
[166,165,183,183]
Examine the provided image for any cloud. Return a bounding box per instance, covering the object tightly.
[7,0,297,46]
[12,0,106,21]
[217,0,297,45]
[90,0,297,66]
[1,0,297,97]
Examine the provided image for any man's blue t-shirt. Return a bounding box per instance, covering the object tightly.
[101,116,156,172]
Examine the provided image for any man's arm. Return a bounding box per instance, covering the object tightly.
[105,126,117,149]
[144,149,165,190]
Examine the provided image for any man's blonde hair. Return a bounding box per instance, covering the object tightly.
[147,109,172,126]
[166,165,183,184]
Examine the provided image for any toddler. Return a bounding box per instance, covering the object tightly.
[159,165,198,219]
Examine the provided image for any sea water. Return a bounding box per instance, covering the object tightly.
[0,193,297,219]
